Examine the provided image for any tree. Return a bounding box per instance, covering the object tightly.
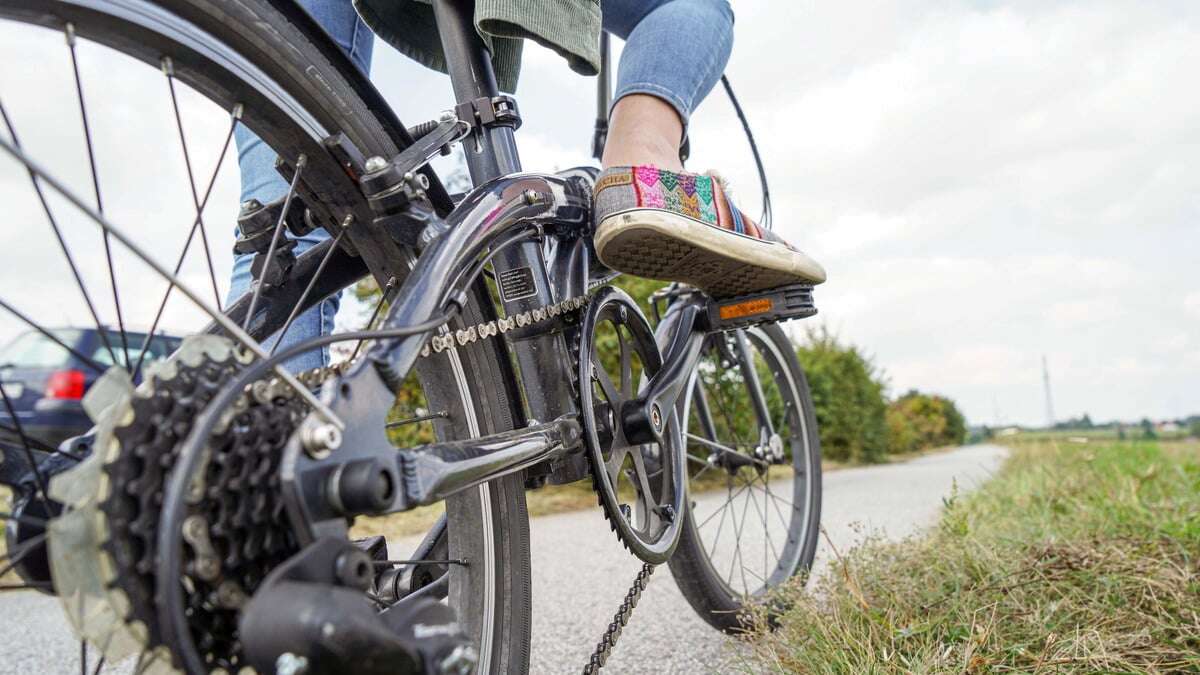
[886,390,968,453]
[795,327,889,463]
[1140,418,1157,440]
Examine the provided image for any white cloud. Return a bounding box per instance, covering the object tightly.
[0,2,1196,426]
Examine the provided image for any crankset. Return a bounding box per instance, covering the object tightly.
[576,286,686,564]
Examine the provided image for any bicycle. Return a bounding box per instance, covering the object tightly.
[0,1,822,672]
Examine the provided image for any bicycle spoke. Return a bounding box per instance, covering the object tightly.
[0,532,47,578]
[132,111,239,378]
[0,382,49,502]
[694,481,749,531]
[0,422,83,459]
[729,484,754,595]
[0,133,337,423]
[705,479,736,560]
[163,57,221,310]
[349,276,396,362]
[0,511,45,528]
[764,480,793,532]
[0,298,105,373]
[0,582,52,591]
[0,99,118,365]
[67,23,129,370]
[386,410,449,428]
[270,226,347,354]
[243,154,307,332]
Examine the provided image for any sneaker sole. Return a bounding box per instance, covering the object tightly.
[594,209,826,298]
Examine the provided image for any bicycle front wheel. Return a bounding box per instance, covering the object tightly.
[668,323,822,632]
[0,0,530,671]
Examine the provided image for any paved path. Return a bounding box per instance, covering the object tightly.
[0,444,1007,674]
[527,443,1008,674]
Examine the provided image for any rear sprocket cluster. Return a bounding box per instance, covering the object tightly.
[46,335,316,670]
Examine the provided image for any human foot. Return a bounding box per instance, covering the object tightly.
[592,166,826,298]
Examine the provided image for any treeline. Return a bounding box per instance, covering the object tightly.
[357,276,968,463]
[796,327,966,463]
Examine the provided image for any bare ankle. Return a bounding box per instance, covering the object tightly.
[601,94,685,172]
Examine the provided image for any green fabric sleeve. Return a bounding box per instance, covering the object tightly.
[352,0,602,94]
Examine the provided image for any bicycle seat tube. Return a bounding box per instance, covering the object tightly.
[432,0,582,456]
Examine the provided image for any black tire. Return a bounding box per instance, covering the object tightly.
[667,323,821,633]
[0,1,530,671]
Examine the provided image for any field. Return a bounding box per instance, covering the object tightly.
[740,437,1200,673]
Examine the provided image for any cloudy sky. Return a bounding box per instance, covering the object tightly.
[1,0,1196,426]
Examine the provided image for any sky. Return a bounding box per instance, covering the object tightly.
[0,0,1197,427]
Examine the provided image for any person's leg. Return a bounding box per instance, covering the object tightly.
[230,0,374,371]
[594,0,826,297]
[601,0,734,171]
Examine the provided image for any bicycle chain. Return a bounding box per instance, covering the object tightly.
[419,295,590,357]
[306,291,661,675]
[583,563,657,674]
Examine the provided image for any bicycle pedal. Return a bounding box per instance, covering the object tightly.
[706,284,817,331]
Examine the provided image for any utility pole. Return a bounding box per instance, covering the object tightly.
[1042,355,1055,429]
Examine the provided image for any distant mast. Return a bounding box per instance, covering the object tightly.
[1042,355,1055,429]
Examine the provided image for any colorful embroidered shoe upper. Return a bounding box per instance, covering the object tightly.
[594,165,790,247]
[596,166,720,226]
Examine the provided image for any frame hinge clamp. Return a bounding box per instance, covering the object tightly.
[455,94,521,132]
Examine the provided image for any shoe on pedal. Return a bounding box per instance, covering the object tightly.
[592,166,826,298]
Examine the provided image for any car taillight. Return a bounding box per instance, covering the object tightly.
[44,369,86,400]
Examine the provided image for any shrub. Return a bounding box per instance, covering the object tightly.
[795,327,889,463]
[886,390,968,453]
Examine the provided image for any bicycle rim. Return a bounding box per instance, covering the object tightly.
[0,1,527,671]
[671,324,820,619]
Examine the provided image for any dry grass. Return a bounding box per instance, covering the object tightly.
[739,439,1200,674]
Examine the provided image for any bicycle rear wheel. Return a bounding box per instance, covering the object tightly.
[0,0,530,671]
[667,323,821,632]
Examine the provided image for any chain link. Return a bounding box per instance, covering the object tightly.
[275,292,658,674]
[583,563,657,674]
[420,294,590,357]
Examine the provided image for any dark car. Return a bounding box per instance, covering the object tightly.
[0,327,182,449]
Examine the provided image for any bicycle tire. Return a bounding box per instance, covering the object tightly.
[0,0,531,671]
[667,323,822,633]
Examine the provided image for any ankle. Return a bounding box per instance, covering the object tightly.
[601,94,685,172]
[601,133,683,172]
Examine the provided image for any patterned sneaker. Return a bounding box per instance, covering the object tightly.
[593,166,826,298]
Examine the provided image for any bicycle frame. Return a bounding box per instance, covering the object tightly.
[274,0,812,544]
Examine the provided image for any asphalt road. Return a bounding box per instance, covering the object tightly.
[0,443,1007,674]
[527,443,1008,674]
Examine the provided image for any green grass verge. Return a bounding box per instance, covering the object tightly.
[741,439,1200,673]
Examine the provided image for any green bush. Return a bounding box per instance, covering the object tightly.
[795,327,889,463]
[886,390,968,453]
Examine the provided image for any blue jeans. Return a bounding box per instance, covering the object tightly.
[232,0,733,369]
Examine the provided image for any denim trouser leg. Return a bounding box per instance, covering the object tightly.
[230,0,374,371]
[602,0,734,125]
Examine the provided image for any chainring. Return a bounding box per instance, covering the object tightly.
[576,286,686,564]
[46,335,314,670]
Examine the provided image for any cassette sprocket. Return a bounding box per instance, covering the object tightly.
[46,336,319,670]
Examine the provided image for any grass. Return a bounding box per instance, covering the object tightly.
[740,438,1200,673]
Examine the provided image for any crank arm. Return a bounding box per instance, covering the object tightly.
[621,301,708,445]
[394,416,582,508]
[303,416,582,523]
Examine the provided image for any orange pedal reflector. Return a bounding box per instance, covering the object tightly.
[718,298,773,320]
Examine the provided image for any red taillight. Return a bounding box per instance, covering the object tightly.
[44,369,86,400]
